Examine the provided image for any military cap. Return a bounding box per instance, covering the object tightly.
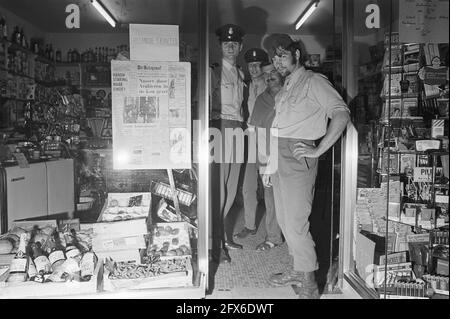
[244,48,269,63]
[260,60,274,71]
[215,24,245,42]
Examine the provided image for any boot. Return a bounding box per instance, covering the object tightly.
[268,268,303,287]
[295,271,320,299]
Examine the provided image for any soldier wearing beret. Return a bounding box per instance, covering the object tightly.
[210,24,246,264]
[235,48,269,240]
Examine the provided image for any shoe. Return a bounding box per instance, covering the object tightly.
[268,269,303,287]
[211,248,231,264]
[295,272,320,299]
[218,249,231,263]
[256,240,278,251]
[234,227,257,239]
[225,241,243,250]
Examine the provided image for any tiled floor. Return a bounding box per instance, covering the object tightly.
[206,199,348,299]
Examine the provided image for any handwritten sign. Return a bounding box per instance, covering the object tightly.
[129,24,179,61]
[399,0,449,43]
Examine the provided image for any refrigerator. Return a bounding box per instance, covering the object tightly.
[0,159,74,233]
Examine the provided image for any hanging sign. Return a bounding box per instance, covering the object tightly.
[111,60,191,169]
[129,24,179,62]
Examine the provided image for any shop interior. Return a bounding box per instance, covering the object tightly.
[0,0,448,299]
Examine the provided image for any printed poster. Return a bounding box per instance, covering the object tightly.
[111,60,191,169]
[399,0,449,43]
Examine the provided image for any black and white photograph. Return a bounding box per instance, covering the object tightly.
[122,96,140,124]
[138,96,159,124]
[0,0,448,305]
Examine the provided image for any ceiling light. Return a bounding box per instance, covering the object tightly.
[295,0,319,30]
[91,0,117,28]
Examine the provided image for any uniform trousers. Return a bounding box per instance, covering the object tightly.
[210,119,243,254]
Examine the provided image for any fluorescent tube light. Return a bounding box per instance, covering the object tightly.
[295,1,319,30]
[91,0,116,28]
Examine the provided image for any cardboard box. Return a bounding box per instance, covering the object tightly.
[103,256,193,291]
[0,254,14,267]
[98,193,151,222]
[96,249,142,264]
[81,218,148,239]
[0,259,103,299]
[150,222,191,259]
[92,235,146,252]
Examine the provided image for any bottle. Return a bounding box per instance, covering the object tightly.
[32,242,51,275]
[33,41,39,54]
[73,48,80,62]
[20,28,25,47]
[16,27,22,45]
[64,230,81,260]
[48,230,66,272]
[11,26,18,43]
[6,233,29,283]
[27,257,38,281]
[55,48,61,62]
[80,251,97,281]
[0,16,4,38]
[81,49,86,63]
[88,48,94,63]
[49,44,54,61]
[67,48,72,63]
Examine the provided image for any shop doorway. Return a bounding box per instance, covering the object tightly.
[207,0,345,296]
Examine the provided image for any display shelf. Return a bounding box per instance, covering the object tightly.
[381,93,420,100]
[35,55,55,65]
[5,70,33,80]
[378,150,449,156]
[55,62,81,67]
[5,40,34,55]
[0,96,32,102]
[384,216,448,231]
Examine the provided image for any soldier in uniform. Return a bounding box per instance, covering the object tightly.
[235,48,269,239]
[210,24,246,263]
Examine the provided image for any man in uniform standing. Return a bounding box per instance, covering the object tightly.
[235,48,269,239]
[263,40,350,298]
[210,24,246,263]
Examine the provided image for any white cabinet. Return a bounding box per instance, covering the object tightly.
[0,159,74,232]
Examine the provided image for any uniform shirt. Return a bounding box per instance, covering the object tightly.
[271,66,349,140]
[247,76,267,123]
[210,59,245,122]
[249,89,276,170]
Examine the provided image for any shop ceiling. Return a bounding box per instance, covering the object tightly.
[0,0,337,35]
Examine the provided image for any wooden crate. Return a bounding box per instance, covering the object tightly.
[97,193,151,222]
[103,256,193,292]
[0,259,103,299]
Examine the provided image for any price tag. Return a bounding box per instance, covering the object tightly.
[415,140,441,152]
[12,152,29,168]
[406,233,430,243]
[436,195,449,204]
